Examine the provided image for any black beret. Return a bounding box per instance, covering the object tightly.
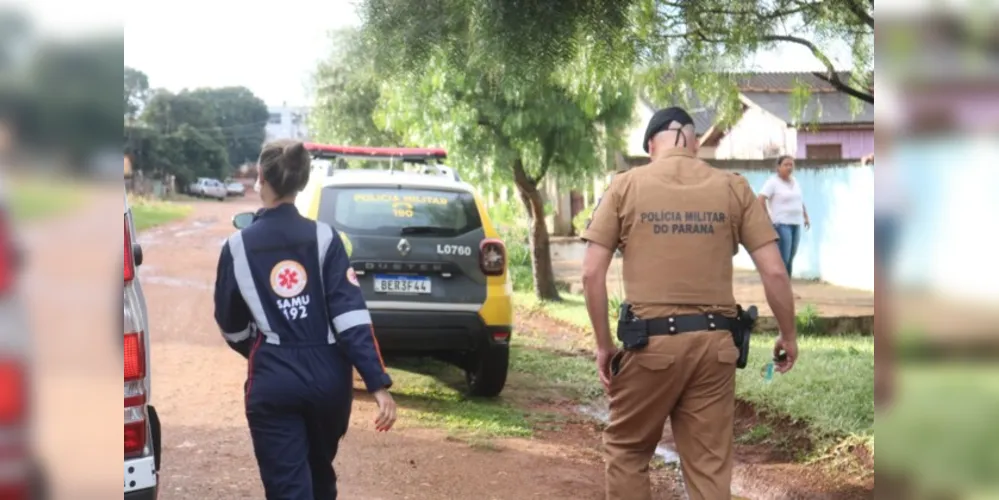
[643,107,695,153]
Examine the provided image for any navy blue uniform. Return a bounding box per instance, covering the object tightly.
[214,203,392,500]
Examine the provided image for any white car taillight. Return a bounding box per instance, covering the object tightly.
[124,218,147,458]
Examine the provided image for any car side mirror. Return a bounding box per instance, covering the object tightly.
[232,212,255,230]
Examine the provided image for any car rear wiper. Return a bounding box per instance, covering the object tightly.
[400,226,453,235]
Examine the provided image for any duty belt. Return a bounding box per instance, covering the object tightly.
[646,313,735,336]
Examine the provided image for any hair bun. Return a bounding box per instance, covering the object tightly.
[280,142,311,173]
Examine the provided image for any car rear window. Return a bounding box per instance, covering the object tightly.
[318,187,482,236]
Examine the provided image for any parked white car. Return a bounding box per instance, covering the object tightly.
[224,179,246,197]
[188,178,227,201]
[124,190,162,499]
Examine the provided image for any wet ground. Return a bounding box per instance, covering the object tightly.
[132,198,628,499]
[25,196,873,499]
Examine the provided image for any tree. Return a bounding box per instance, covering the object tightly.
[138,90,231,181]
[185,87,269,166]
[359,2,635,301]
[124,66,150,122]
[635,0,874,114]
[310,28,402,147]
[141,90,219,132]
[24,35,123,167]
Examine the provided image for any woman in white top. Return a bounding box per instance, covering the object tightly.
[758,155,810,277]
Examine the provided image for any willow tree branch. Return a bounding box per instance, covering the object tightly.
[761,35,874,103]
[842,0,875,28]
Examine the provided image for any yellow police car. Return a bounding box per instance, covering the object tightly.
[294,143,513,397]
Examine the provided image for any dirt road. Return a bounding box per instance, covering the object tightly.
[124,198,872,500]
[138,198,624,500]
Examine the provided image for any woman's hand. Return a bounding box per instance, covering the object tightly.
[372,389,397,432]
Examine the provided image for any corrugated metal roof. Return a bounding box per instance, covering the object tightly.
[742,91,874,125]
[643,72,873,129]
[732,72,858,92]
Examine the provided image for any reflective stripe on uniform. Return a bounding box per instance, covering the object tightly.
[332,309,372,333]
[228,232,280,345]
[221,325,252,343]
[316,222,337,344]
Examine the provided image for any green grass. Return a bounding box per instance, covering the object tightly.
[387,359,534,440]
[129,197,192,230]
[515,291,593,329]
[7,177,88,222]
[876,364,999,497]
[383,343,600,442]
[515,292,875,449]
[737,335,874,441]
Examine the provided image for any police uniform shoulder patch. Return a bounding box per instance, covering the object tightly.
[270,260,308,298]
[346,267,360,287]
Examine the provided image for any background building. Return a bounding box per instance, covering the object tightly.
[265,103,311,141]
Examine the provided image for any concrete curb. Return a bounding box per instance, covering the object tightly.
[755,315,873,336]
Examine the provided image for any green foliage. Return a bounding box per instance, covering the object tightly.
[877,365,999,496]
[0,32,123,166]
[184,87,269,166]
[572,203,595,234]
[635,0,874,127]
[796,303,820,334]
[359,0,634,86]
[8,176,87,222]
[310,28,403,147]
[358,0,637,188]
[128,196,193,231]
[129,80,270,184]
[124,66,150,122]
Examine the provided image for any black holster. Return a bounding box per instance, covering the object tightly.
[732,305,759,369]
[616,303,649,351]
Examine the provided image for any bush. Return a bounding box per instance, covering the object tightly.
[572,203,595,234]
[500,225,533,292]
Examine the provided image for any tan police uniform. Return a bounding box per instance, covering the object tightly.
[582,147,777,500]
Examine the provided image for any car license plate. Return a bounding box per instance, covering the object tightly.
[373,275,432,294]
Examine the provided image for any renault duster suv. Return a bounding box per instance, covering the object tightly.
[294,144,512,397]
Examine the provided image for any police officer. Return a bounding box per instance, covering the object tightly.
[214,140,396,500]
[581,107,799,500]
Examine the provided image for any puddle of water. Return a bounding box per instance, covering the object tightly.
[140,275,213,291]
[576,403,681,465]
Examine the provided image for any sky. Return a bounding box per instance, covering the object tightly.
[117,0,852,108]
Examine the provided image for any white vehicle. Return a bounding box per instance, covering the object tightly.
[188,178,227,201]
[224,179,246,197]
[124,191,161,499]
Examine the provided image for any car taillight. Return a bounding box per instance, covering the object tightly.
[123,333,146,407]
[0,360,25,426]
[0,214,14,294]
[479,239,506,277]
[124,216,134,283]
[124,286,147,458]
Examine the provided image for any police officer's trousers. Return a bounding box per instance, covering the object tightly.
[604,331,738,500]
[246,343,353,500]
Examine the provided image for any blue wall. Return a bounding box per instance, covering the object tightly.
[887,138,999,303]
[732,136,999,302]
[732,164,874,291]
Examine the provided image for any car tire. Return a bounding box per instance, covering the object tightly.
[148,405,162,471]
[465,345,509,398]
